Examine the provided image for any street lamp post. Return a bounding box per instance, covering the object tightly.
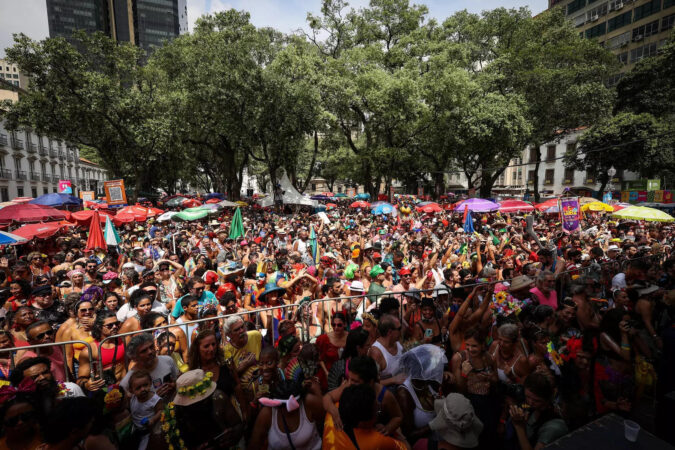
[606,166,616,203]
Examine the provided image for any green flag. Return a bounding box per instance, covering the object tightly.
[229,207,244,240]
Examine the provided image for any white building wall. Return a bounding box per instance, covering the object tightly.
[0,120,108,201]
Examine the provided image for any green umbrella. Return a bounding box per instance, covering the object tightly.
[229,207,244,240]
[172,210,208,222]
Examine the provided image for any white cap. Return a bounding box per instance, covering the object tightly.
[349,281,365,292]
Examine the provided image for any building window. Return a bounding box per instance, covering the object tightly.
[633,20,660,40]
[662,13,675,31]
[606,31,631,49]
[585,22,607,39]
[567,0,587,15]
[617,52,629,65]
[633,0,661,21]
[31,187,37,198]
[544,169,555,185]
[566,143,577,155]
[546,145,556,161]
[0,188,7,202]
[630,42,658,63]
[665,0,675,8]
[608,11,633,32]
[564,167,575,184]
[529,148,539,163]
[311,183,316,191]
[528,170,536,183]
[17,186,24,197]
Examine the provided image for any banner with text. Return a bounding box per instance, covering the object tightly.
[560,197,581,234]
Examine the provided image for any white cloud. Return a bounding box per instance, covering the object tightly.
[0,0,49,58]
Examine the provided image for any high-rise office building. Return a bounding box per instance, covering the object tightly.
[549,0,674,82]
[46,0,188,55]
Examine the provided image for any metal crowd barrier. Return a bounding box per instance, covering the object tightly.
[0,339,97,382]
[88,253,666,378]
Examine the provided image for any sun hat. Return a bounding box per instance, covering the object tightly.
[429,393,483,448]
[349,280,365,292]
[259,282,287,302]
[607,245,621,252]
[369,265,385,278]
[508,275,534,292]
[399,267,411,276]
[173,369,217,407]
[372,252,382,260]
[202,270,219,285]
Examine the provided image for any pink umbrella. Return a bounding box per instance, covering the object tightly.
[535,198,558,211]
[453,198,499,213]
[498,200,534,213]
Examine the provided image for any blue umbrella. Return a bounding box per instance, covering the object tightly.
[463,210,475,233]
[372,203,395,215]
[29,193,82,207]
[355,193,371,200]
[205,192,225,200]
[0,231,28,245]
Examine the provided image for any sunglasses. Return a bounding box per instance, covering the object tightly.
[194,287,205,292]
[33,329,55,340]
[103,322,121,330]
[331,322,345,328]
[78,307,95,313]
[4,411,36,427]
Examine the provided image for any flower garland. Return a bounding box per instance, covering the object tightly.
[161,402,186,450]
[177,371,213,398]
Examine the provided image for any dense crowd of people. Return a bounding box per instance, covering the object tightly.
[0,201,673,449]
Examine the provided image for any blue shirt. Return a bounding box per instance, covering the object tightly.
[171,290,218,319]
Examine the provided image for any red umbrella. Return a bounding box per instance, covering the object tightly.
[498,200,534,213]
[182,198,202,208]
[205,198,221,204]
[417,203,442,213]
[535,198,558,211]
[12,222,66,240]
[326,203,337,210]
[0,204,68,225]
[85,211,106,251]
[116,205,151,222]
[350,201,370,208]
[147,207,164,216]
[70,210,114,226]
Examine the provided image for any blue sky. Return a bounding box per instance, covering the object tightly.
[1,0,548,57]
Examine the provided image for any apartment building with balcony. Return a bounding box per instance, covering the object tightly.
[0,120,109,202]
[496,130,640,199]
[549,0,674,83]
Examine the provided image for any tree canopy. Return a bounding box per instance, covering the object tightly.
[1,1,626,199]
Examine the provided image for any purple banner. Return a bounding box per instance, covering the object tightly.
[560,197,580,233]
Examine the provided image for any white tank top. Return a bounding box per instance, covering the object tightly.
[401,378,436,429]
[372,340,403,379]
[268,403,322,450]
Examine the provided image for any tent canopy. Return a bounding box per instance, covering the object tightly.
[29,193,81,207]
[258,171,317,208]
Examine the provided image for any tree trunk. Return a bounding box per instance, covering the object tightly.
[532,144,542,203]
[433,172,445,200]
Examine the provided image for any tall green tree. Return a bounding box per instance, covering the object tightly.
[1,32,184,198]
[444,7,616,200]
[307,0,432,197]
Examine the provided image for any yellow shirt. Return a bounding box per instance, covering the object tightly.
[223,330,262,386]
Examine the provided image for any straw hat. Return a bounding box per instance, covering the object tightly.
[509,275,534,292]
[429,393,483,448]
[173,369,217,407]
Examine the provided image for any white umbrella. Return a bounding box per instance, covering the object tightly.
[157,211,179,222]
